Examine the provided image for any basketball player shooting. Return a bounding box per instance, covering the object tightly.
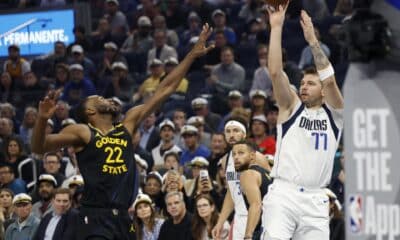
[261,3,344,240]
[31,24,214,240]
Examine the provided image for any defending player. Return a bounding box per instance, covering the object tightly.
[212,118,271,239]
[31,24,214,240]
[232,140,272,240]
[261,3,344,240]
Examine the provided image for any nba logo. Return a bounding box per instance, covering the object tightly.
[349,195,363,233]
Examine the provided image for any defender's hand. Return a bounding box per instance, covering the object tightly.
[190,23,214,58]
[38,89,62,119]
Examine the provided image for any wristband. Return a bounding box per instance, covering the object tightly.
[318,64,334,82]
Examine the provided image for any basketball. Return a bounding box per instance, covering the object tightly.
[264,0,289,10]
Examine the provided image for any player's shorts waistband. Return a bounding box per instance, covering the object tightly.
[273,178,325,193]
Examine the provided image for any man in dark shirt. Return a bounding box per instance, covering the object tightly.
[158,191,193,240]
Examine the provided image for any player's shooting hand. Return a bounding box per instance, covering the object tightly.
[38,89,62,119]
[300,10,318,45]
[266,1,290,29]
[212,222,223,240]
[190,23,215,58]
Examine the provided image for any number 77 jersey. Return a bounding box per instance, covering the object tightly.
[271,102,343,188]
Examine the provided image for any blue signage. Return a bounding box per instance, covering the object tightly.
[0,9,75,57]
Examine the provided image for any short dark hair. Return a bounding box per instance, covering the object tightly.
[44,152,61,163]
[0,163,13,173]
[53,188,72,200]
[233,140,258,152]
[221,46,234,55]
[74,98,89,124]
[303,66,318,75]
[164,152,180,163]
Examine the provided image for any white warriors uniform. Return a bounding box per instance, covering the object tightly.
[226,151,248,239]
[261,102,343,240]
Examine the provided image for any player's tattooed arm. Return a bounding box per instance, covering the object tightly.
[310,43,330,70]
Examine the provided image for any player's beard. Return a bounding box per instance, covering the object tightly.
[97,104,121,121]
[235,162,250,172]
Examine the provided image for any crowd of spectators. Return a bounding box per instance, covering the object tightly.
[0,0,349,239]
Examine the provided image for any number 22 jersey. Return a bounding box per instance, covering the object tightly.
[76,123,137,209]
[271,101,343,188]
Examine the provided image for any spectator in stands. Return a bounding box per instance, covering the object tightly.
[181,12,202,47]
[0,164,26,194]
[0,188,15,226]
[104,0,129,38]
[5,193,39,240]
[217,90,244,132]
[207,133,227,180]
[191,97,222,133]
[334,0,353,16]
[184,0,214,27]
[250,44,272,92]
[3,44,30,83]
[215,160,227,196]
[298,28,331,70]
[180,125,211,166]
[16,71,46,110]
[158,191,193,240]
[19,107,37,147]
[0,103,19,133]
[139,113,161,152]
[0,118,14,151]
[133,59,165,102]
[33,188,78,240]
[32,174,57,219]
[143,172,164,214]
[211,9,236,45]
[158,152,180,176]
[249,89,267,117]
[2,136,30,179]
[192,194,229,240]
[147,29,178,70]
[69,26,92,53]
[98,42,128,79]
[205,30,229,67]
[132,130,154,172]
[208,47,246,112]
[187,116,211,148]
[239,0,264,23]
[121,16,154,54]
[103,62,135,103]
[266,104,278,138]
[41,152,65,187]
[68,45,97,80]
[0,73,17,104]
[152,119,182,169]
[132,193,165,240]
[172,109,186,149]
[153,15,180,48]
[160,0,186,30]
[61,64,96,106]
[50,63,70,90]
[44,42,68,79]
[130,0,160,30]
[90,17,113,52]
[162,170,185,195]
[303,0,330,20]
[63,174,84,196]
[282,48,303,88]
[249,115,276,155]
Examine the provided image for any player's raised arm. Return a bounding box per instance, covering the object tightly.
[122,24,214,134]
[32,90,87,154]
[300,10,344,109]
[267,2,299,111]
[240,170,262,239]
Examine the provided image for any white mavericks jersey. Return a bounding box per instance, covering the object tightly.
[225,151,248,237]
[271,101,343,188]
